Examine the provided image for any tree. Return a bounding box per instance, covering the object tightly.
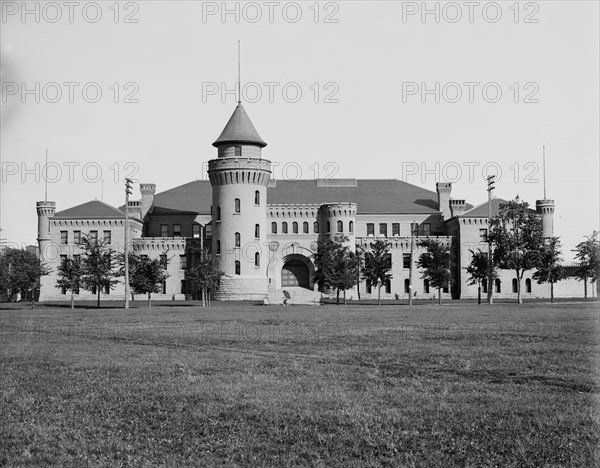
[465,249,497,305]
[186,248,222,307]
[416,239,451,305]
[573,231,600,298]
[361,239,392,306]
[128,254,170,308]
[313,237,359,304]
[56,256,82,309]
[0,248,50,306]
[488,198,544,304]
[532,237,565,303]
[80,235,121,308]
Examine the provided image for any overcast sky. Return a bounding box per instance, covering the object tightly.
[1,1,598,260]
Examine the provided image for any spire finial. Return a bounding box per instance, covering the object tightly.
[237,40,241,104]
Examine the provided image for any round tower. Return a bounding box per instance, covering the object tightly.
[208,103,271,300]
[536,199,555,238]
[36,201,56,257]
[322,203,357,250]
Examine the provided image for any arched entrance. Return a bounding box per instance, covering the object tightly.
[281,260,310,289]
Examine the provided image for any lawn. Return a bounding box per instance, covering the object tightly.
[1,301,599,466]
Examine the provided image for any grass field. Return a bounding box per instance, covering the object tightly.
[1,301,599,466]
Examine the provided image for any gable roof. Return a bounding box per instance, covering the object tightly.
[53,200,125,219]
[460,198,509,218]
[151,179,441,215]
[212,104,267,148]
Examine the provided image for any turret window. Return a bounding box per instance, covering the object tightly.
[234,198,240,213]
[349,221,354,233]
[216,240,221,255]
[326,222,331,233]
[313,222,319,233]
[255,224,260,238]
[293,222,298,234]
[235,261,241,275]
[303,222,309,234]
[272,222,277,234]
[255,252,260,267]
[337,221,343,233]
[216,207,221,221]
[282,222,288,234]
[255,191,260,205]
[235,232,240,247]
[235,146,242,157]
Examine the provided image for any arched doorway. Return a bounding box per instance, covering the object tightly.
[281,260,310,289]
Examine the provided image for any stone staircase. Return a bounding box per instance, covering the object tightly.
[266,287,324,306]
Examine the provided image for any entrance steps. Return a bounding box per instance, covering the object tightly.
[266,287,323,306]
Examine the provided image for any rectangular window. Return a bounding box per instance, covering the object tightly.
[60,231,68,244]
[479,228,488,242]
[160,254,167,269]
[173,224,181,237]
[181,280,186,294]
[392,223,400,236]
[180,255,187,270]
[367,223,374,236]
[403,253,411,269]
[423,223,431,236]
[74,231,81,244]
[193,225,201,238]
[160,224,168,237]
[204,225,212,237]
[89,230,98,243]
[410,223,419,236]
[162,280,167,294]
[105,284,110,295]
[103,230,111,244]
[379,223,387,237]
[234,146,242,157]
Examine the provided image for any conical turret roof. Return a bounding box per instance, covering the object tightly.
[212,103,267,148]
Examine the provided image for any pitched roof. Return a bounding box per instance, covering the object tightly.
[212,104,267,148]
[460,198,509,218]
[151,179,442,215]
[53,200,125,219]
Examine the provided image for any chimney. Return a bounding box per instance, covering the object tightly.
[436,182,452,220]
[450,199,467,218]
[127,200,143,220]
[140,183,156,219]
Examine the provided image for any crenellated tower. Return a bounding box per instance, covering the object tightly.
[208,103,271,300]
[536,199,555,238]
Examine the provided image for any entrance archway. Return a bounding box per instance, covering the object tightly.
[281,260,310,289]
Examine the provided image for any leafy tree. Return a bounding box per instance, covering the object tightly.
[361,239,392,306]
[573,231,600,298]
[313,236,359,304]
[488,198,544,304]
[416,239,452,305]
[186,247,222,307]
[56,256,82,309]
[127,254,170,308]
[80,235,121,308]
[532,237,565,303]
[0,248,50,306]
[465,249,497,305]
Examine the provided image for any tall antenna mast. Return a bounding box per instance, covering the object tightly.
[44,148,48,202]
[543,145,547,199]
[237,40,241,104]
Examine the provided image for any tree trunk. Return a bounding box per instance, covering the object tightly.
[147,293,151,309]
[97,288,100,308]
[378,286,381,306]
[438,287,442,305]
[517,271,522,304]
[336,288,340,305]
[343,290,347,305]
[477,284,481,305]
[584,277,587,298]
[550,281,554,304]
[71,290,75,310]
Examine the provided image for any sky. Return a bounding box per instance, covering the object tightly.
[1,0,598,260]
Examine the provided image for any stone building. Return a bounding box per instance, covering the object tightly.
[37,103,584,302]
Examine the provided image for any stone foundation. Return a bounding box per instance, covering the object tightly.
[213,276,268,301]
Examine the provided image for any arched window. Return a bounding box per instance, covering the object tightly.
[254,190,260,205]
[235,232,240,247]
[385,279,391,294]
[495,278,501,293]
[313,222,319,233]
[526,278,532,293]
[512,278,518,293]
[303,222,309,233]
[349,221,354,233]
[293,222,298,234]
[282,222,288,234]
[337,220,343,232]
[482,278,487,293]
[235,261,240,275]
[216,207,221,221]
[254,252,260,267]
[234,198,240,213]
[424,279,430,293]
[216,240,221,254]
[404,279,410,294]
[271,222,277,234]
[255,224,260,238]
[326,221,331,233]
[366,279,372,294]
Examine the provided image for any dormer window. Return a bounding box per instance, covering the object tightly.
[234,146,242,157]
